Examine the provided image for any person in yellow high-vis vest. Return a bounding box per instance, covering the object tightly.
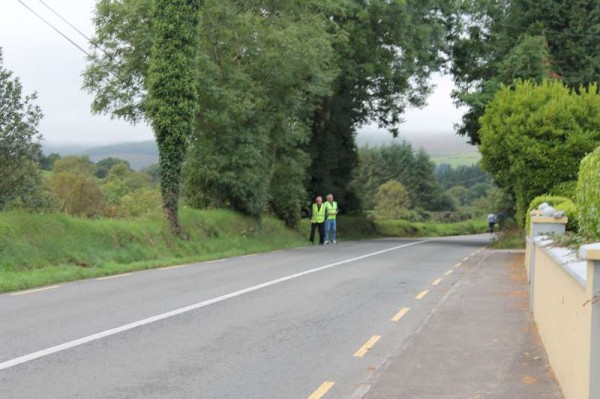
[309,196,326,245]
[324,194,338,244]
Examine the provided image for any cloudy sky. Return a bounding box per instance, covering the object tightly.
[0,0,466,146]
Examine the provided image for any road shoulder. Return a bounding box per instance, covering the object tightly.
[360,250,563,399]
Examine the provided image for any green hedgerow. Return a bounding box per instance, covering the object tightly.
[576,147,600,240]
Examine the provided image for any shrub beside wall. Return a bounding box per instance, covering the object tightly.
[576,147,600,240]
[526,195,578,232]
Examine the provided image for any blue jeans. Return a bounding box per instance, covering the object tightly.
[324,219,337,242]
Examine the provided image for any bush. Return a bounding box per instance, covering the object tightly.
[526,195,578,233]
[48,173,107,217]
[576,147,600,240]
[374,180,411,220]
[479,80,600,225]
[549,181,577,199]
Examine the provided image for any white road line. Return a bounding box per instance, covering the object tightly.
[96,273,132,281]
[0,240,425,371]
[10,285,60,296]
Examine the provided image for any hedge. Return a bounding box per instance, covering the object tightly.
[576,147,600,240]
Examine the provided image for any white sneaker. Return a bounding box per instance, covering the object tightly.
[333,240,337,244]
[324,241,329,245]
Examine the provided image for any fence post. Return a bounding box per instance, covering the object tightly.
[529,215,568,312]
[580,243,600,399]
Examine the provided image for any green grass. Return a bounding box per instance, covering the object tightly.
[432,152,481,167]
[374,219,488,237]
[0,209,308,293]
[0,210,381,293]
[489,227,526,249]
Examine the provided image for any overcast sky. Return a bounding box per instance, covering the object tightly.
[0,0,466,146]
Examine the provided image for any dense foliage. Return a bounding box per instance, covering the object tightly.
[479,80,600,224]
[0,49,43,209]
[450,0,600,143]
[576,147,600,240]
[351,142,450,212]
[83,0,454,228]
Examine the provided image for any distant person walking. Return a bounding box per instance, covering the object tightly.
[309,196,326,245]
[324,194,338,244]
[497,210,506,231]
[487,212,497,233]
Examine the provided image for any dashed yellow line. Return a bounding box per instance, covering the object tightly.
[353,335,381,357]
[432,278,442,286]
[96,273,132,281]
[444,269,453,276]
[454,262,462,268]
[307,381,335,399]
[462,256,470,262]
[10,285,60,296]
[415,290,430,300]
[391,307,410,322]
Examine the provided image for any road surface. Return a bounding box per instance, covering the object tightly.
[0,235,557,398]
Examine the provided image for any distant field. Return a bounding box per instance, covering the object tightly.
[432,152,481,167]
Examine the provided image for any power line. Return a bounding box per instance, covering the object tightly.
[17,0,91,57]
[36,0,93,43]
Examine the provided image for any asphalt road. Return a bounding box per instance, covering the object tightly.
[0,235,492,398]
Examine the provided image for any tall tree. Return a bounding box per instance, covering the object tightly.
[309,0,452,209]
[146,0,200,233]
[0,48,43,209]
[450,0,600,143]
[183,0,334,225]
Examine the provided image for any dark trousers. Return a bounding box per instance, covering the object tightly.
[310,222,325,244]
[488,222,495,233]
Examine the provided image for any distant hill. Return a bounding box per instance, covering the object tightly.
[43,131,479,170]
[44,141,159,170]
[356,129,480,166]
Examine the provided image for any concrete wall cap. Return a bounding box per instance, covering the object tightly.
[579,242,600,261]
[531,216,569,224]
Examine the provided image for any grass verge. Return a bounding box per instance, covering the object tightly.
[374,219,488,237]
[0,210,379,293]
[489,227,526,249]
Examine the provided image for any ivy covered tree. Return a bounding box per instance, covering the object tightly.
[0,48,43,209]
[146,0,200,234]
[85,0,200,233]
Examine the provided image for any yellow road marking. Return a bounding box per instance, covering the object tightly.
[462,256,469,262]
[454,262,462,268]
[432,278,442,286]
[353,335,381,357]
[415,290,430,300]
[470,251,477,256]
[96,273,132,281]
[10,285,60,296]
[307,381,335,399]
[444,269,453,276]
[391,307,410,322]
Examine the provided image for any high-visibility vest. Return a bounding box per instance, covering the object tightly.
[325,201,338,220]
[311,203,326,223]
